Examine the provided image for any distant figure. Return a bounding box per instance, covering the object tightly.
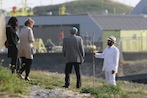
[6,17,19,74]
[94,36,120,86]
[18,18,35,81]
[62,27,85,88]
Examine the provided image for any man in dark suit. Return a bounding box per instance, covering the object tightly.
[62,27,85,88]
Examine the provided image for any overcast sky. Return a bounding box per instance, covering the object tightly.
[112,0,140,7]
[0,0,75,11]
[0,0,141,11]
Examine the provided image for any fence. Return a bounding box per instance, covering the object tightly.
[120,37,147,52]
[0,53,104,78]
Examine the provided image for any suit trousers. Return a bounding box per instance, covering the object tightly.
[64,62,81,88]
[105,71,116,86]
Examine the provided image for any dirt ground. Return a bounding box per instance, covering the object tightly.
[23,85,91,98]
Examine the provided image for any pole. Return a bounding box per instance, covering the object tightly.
[92,32,95,87]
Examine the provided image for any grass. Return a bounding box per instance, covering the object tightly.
[1,66,147,98]
[29,71,64,89]
[0,66,29,97]
[81,85,129,98]
[29,70,147,98]
[34,0,132,16]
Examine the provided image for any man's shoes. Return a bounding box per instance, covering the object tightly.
[62,85,69,88]
[76,84,81,89]
[76,86,81,89]
[25,77,31,81]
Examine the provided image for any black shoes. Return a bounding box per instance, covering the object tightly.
[62,85,69,88]
[76,84,81,88]
[25,77,31,81]
[76,85,81,89]
[18,73,30,81]
[18,73,25,79]
[62,85,81,88]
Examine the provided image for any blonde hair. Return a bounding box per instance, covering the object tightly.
[24,18,35,26]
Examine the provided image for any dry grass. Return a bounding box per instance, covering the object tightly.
[29,70,147,98]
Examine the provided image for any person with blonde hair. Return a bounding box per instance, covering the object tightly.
[18,18,35,81]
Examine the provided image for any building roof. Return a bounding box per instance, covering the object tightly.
[89,14,147,30]
[6,13,147,31]
[6,14,90,26]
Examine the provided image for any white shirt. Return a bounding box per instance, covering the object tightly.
[95,45,120,73]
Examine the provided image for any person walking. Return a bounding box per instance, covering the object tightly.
[6,17,19,74]
[62,27,85,88]
[18,18,35,81]
[94,36,120,86]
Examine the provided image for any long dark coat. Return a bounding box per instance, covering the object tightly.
[6,26,19,58]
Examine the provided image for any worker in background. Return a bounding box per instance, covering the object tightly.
[94,36,120,86]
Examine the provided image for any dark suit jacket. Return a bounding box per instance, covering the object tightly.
[6,26,19,58]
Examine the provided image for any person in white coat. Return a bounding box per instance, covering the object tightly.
[94,36,120,86]
[18,18,35,81]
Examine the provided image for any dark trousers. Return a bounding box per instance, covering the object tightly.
[9,46,18,68]
[10,55,18,67]
[16,58,21,72]
[64,62,81,88]
[10,56,18,73]
[19,57,32,77]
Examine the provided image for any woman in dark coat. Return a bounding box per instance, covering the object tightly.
[6,17,19,73]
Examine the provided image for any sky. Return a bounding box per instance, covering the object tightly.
[0,0,75,11]
[112,0,140,7]
[0,0,141,11]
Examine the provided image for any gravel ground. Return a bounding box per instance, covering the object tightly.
[23,85,91,98]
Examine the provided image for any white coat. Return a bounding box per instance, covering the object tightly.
[95,45,120,73]
[19,26,35,59]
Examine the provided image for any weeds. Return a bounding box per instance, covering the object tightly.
[0,66,29,97]
[0,66,147,98]
[81,84,129,98]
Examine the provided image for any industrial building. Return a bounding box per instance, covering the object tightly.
[6,13,147,52]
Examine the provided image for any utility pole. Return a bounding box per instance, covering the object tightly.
[40,0,42,6]
[92,32,96,87]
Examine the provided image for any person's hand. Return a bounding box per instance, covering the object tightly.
[92,52,96,56]
[112,70,115,74]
